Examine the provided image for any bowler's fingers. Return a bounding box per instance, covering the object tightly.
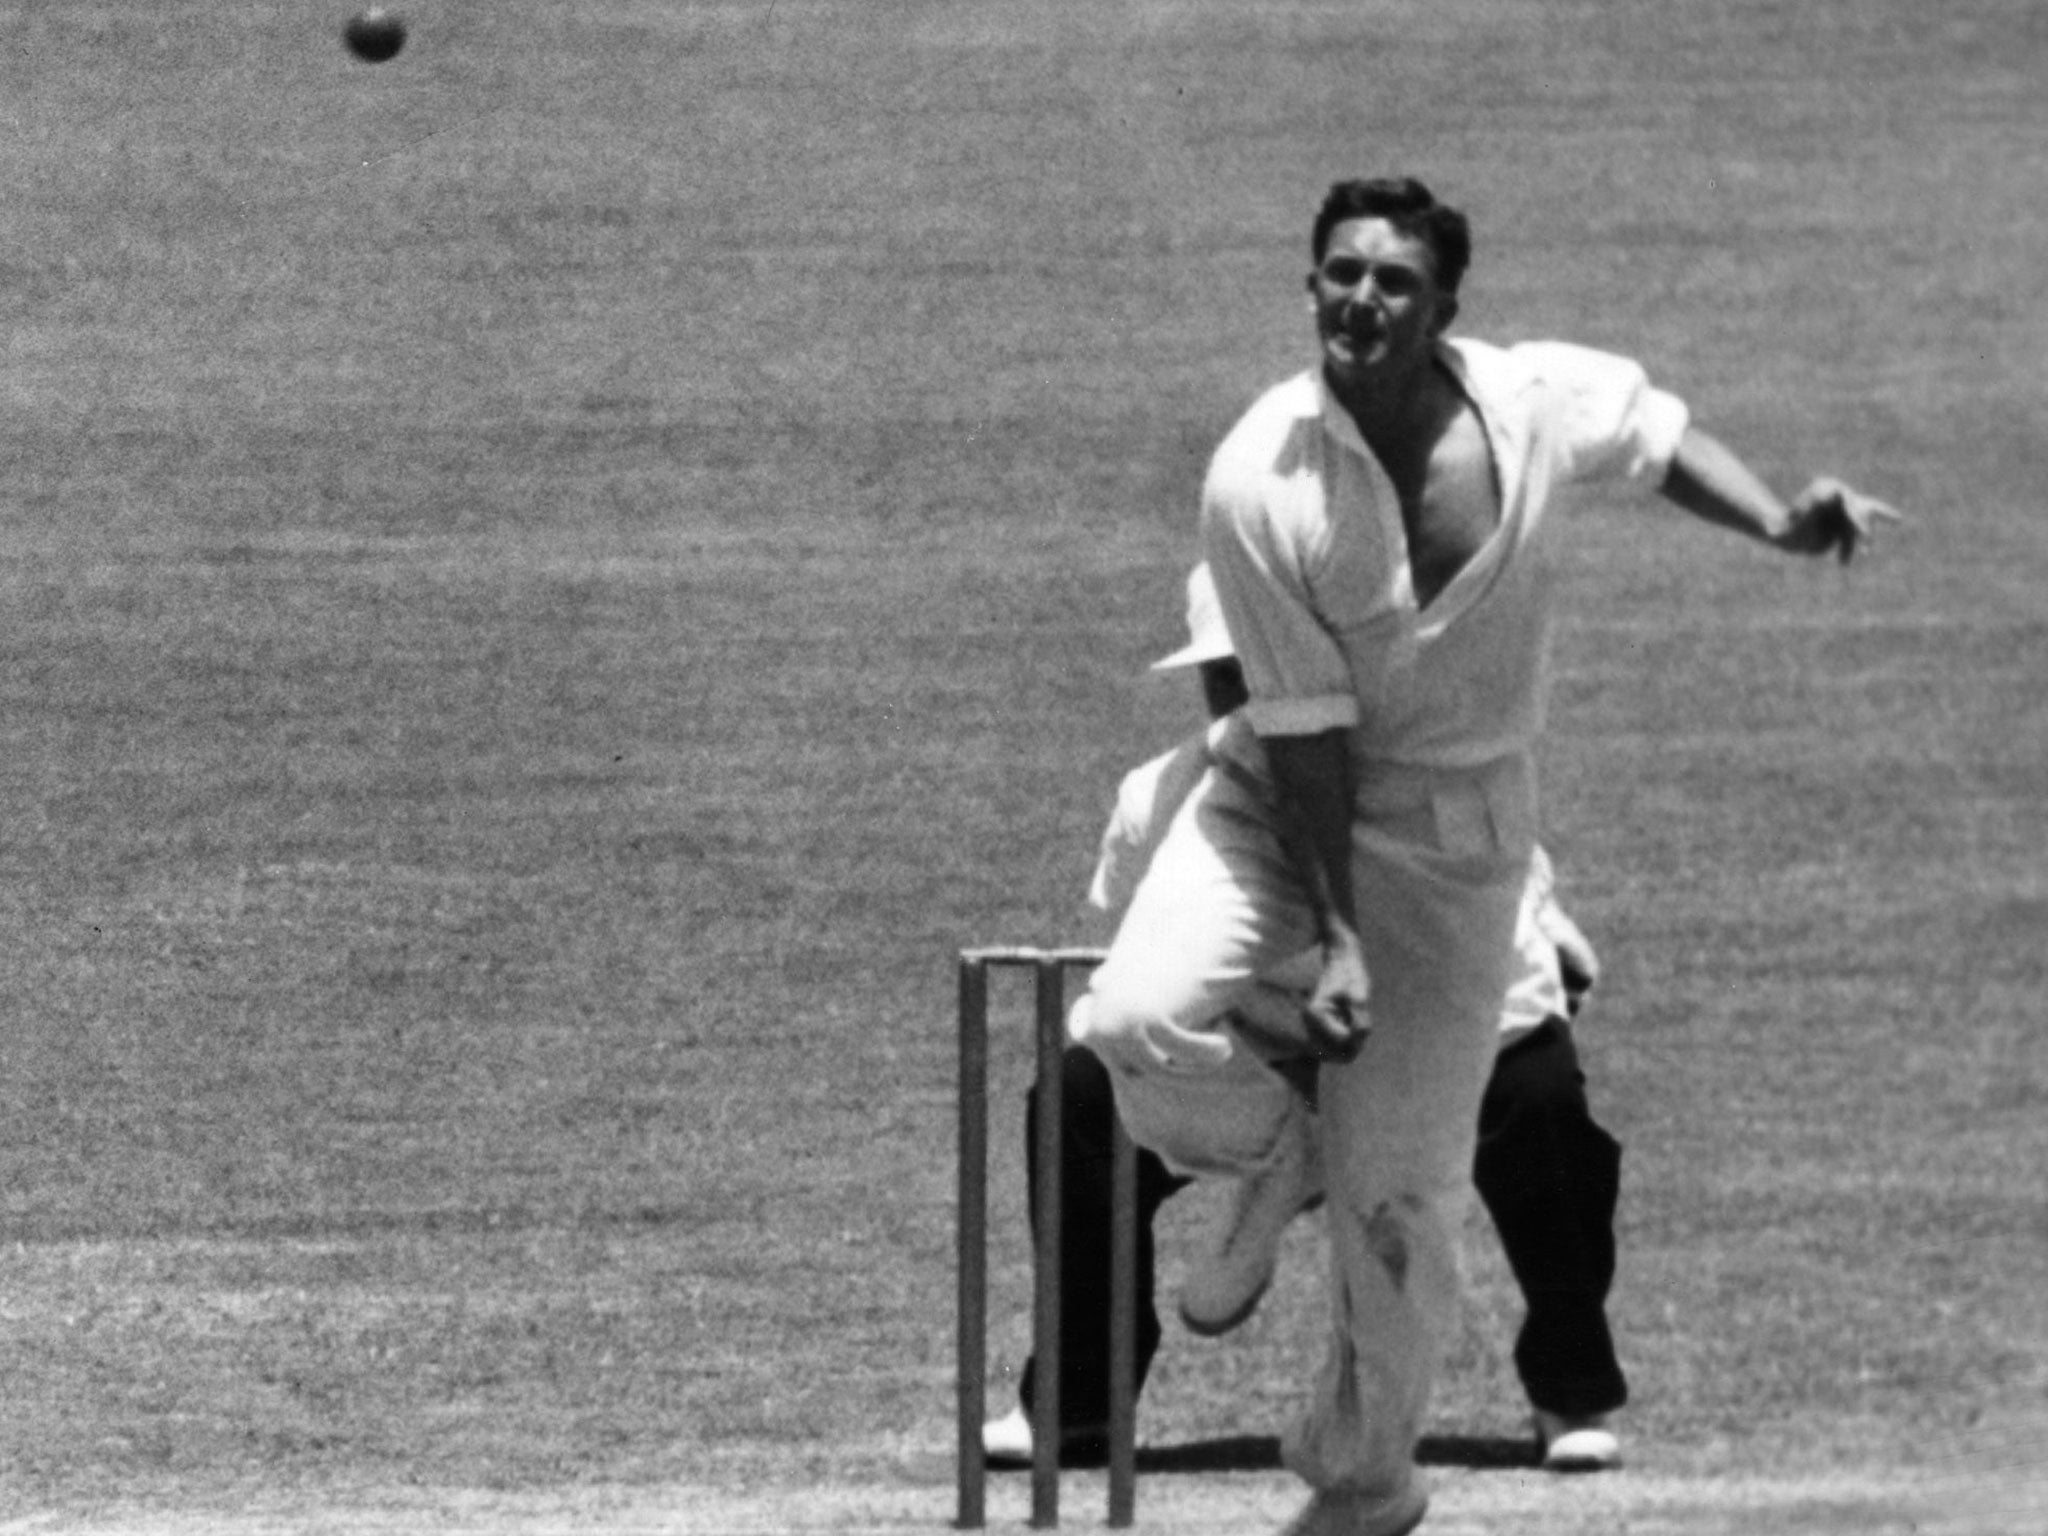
[1831,489,1904,564]
[1794,478,1902,564]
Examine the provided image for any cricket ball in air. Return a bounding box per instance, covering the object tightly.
[344,8,407,63]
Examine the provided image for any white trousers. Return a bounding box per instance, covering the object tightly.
[1073,755,1534,1509]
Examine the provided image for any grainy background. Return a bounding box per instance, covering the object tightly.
[1,2,2042,1529]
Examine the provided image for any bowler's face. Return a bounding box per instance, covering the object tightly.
[1309,218,1455,387]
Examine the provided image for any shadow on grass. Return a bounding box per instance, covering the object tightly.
[1417,1432,1543,1470]
[1008,1432,1538,1475]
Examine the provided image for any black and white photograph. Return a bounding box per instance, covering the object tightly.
[3,3,2042,1532]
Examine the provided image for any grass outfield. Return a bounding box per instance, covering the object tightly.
[2,1,2044,1531]
[12,1464,2045,1536]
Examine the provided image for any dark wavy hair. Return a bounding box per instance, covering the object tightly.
[1310,177,1472,295]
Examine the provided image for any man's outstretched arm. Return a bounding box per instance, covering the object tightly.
[1658,425,1902,562]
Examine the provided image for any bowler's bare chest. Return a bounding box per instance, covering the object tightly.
[1392,404,1500,610]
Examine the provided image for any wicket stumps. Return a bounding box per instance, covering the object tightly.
[957,946,1139,1529]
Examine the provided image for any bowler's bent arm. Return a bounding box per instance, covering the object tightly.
[1265,730,1372,1059]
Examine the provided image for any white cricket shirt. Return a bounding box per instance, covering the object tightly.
[1200,337,1689,771]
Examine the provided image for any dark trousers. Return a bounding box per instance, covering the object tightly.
[1018,1019,1627,1428]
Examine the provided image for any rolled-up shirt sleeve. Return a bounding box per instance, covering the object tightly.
[1519,341,1690,487]
[1200,446,1359,739]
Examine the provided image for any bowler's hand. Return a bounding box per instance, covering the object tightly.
[1777,478,1903,564]
[1304,930,1372,1062]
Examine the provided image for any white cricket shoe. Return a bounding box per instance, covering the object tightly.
[1533,1408,1622,1472]
[982,1406,1035,1466]
[980,1406,1110,1468]
[1178,1113,1322,1337]
[1276,1483,1429,1536]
